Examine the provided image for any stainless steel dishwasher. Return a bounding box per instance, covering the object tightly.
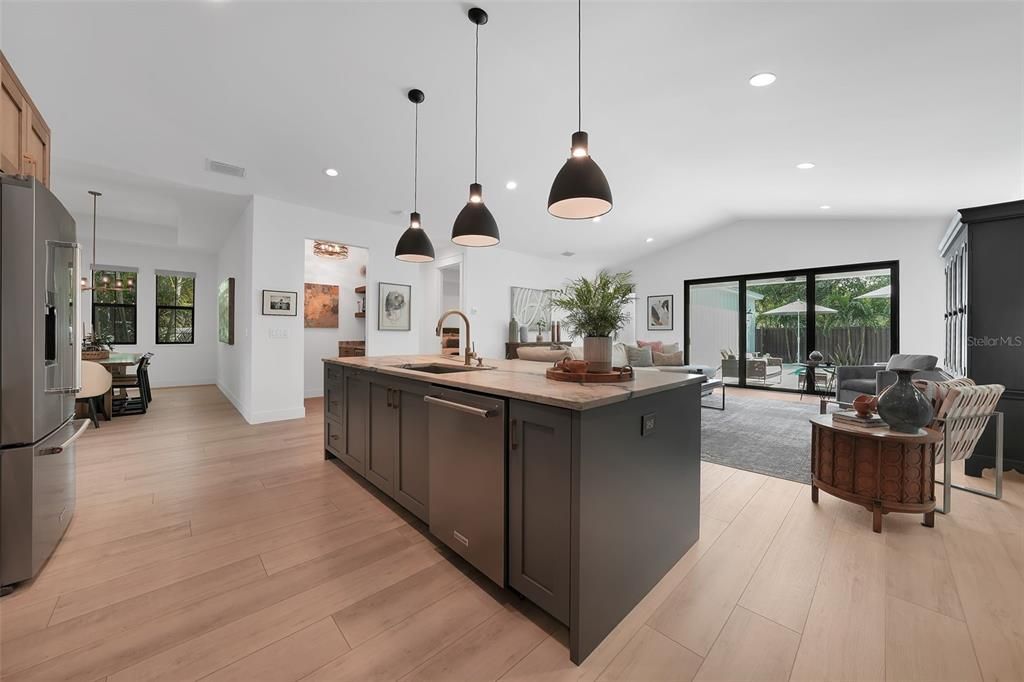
[426,386,506,586]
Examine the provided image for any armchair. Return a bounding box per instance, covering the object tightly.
[836,354,947,403]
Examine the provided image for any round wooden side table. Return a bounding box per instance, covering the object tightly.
[809,414,942,533]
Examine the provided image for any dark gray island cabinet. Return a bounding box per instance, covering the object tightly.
[323,357,702,664]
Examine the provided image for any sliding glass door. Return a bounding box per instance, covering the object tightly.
[685,261,898,394]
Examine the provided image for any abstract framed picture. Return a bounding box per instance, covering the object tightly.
[218,277,235,344]
[647,294,674,331]
[262,289,297,316]
[379,282,411,331]
[304,283,339,328]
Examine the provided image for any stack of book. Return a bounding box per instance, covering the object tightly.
[832,410,887,428]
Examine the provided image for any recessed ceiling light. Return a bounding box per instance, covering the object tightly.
[646,237,654,243]
[592,216,601,223]
[796,162,816,170]
[324,168,339,177]
[505,180,517,190]
[561,251,576,257]
[819,205,832,210]
[749,72,776,87]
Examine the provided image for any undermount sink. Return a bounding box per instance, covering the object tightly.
[397,362,494,374]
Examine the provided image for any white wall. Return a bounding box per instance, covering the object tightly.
[216,198,254,418]
[246,195,425,423]
[462,248,599,359]
[303,240,368,398]
[615,217,949,360]
[78,232,218,389]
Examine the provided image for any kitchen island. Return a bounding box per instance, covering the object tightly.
[323,355,705,664]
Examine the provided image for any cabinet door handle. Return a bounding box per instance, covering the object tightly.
[393,390,400,410]
[510,419,519,450]
[386,388,392,408]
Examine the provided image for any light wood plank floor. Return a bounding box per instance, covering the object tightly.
[1,385,1021,681]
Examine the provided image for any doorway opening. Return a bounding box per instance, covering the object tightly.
[303,239,368,398]
[437,262,463,357]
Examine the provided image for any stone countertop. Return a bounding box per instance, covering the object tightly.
[323,355,707,411]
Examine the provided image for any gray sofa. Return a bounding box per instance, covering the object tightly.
[836,354,951,403]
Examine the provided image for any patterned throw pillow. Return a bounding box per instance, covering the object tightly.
[625,345,654,367]
[653,350,684,366]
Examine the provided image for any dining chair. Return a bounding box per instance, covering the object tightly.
[77,360,112,427]
[112,354,152,416]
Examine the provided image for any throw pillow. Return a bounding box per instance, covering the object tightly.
[636,340,664,353]
[612,343,629,368]
[625,345,654,367]
[653,350,684,366]
[517,347,571,363]
[661,342,680,354]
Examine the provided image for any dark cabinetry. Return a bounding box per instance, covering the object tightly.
[508,399,572,625]
[945,200,1024,475]
[323,365,428,522]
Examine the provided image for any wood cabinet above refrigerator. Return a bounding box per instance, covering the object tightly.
[1,51,51,188]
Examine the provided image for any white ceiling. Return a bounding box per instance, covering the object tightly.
[3,1,1021,261]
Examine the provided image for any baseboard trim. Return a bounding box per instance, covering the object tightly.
[248,406,307,424]
[216,382,253,423]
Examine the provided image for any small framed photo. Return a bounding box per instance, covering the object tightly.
[262,289,298,316]
[379,282,411,331]
[647,294,674,331]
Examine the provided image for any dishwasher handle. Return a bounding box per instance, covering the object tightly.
[424,395,495,419]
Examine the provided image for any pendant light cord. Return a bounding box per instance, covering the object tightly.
[578,0,582,131]
[413,101,419,212]
[474,22,480,183]
[91,193,97,273]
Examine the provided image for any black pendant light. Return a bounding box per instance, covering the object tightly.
[547,0,612,220]
[395,88,435,262]
[451,7,500,247]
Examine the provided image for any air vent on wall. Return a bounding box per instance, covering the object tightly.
[206,159,247,178]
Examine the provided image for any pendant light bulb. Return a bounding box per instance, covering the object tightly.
[395,89,435,263]
[451,8,500,248]
[547,0,613,220]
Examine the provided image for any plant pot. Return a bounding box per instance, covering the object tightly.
[82,350,110,361]
[583,336,613,373]
[876,369,934,434]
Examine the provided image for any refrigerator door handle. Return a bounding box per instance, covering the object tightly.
[43,240,82,395]
[38,419,89,456]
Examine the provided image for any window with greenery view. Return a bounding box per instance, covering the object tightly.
[92,270,138,344]
[156,273,195,344]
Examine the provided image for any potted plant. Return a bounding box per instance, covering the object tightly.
[553,271,635,372]
[82,332,115,360]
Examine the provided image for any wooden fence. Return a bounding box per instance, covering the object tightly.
[755,326,891,364]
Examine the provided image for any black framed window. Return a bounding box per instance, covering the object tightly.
[156,272,195,344]
[684,260,899,394]
[92,270,138,344]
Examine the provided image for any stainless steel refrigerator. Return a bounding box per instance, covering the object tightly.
[1,173,88,594]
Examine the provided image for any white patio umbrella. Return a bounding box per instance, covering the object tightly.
[855,284,891,299]
[760,300,837,361]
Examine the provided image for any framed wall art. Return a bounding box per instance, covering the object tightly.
[647,294,674,331]
[379,282,411,331]
[262,289,297,316]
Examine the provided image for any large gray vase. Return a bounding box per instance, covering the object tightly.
[876,369,934,433]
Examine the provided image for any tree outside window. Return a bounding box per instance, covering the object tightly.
[156,273,195,344]
[92,270,137,344]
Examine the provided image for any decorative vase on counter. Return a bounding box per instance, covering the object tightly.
[508,318,519,344]
[876,369,934,434]
[584,336,613,373]
[519,325,528,343]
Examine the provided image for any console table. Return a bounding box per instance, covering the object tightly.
[809,414,941,532]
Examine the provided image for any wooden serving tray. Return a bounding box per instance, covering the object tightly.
[546,366,635,383]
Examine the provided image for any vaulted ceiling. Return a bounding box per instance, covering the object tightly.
[4,1,1021,258]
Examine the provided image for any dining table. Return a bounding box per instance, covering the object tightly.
[96,352,143,419]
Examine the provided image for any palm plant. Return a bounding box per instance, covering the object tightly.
[552,271,635,339]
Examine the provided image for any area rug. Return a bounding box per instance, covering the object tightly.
[701,394,818,483]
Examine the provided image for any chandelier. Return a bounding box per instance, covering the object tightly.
[313,240,349,260]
